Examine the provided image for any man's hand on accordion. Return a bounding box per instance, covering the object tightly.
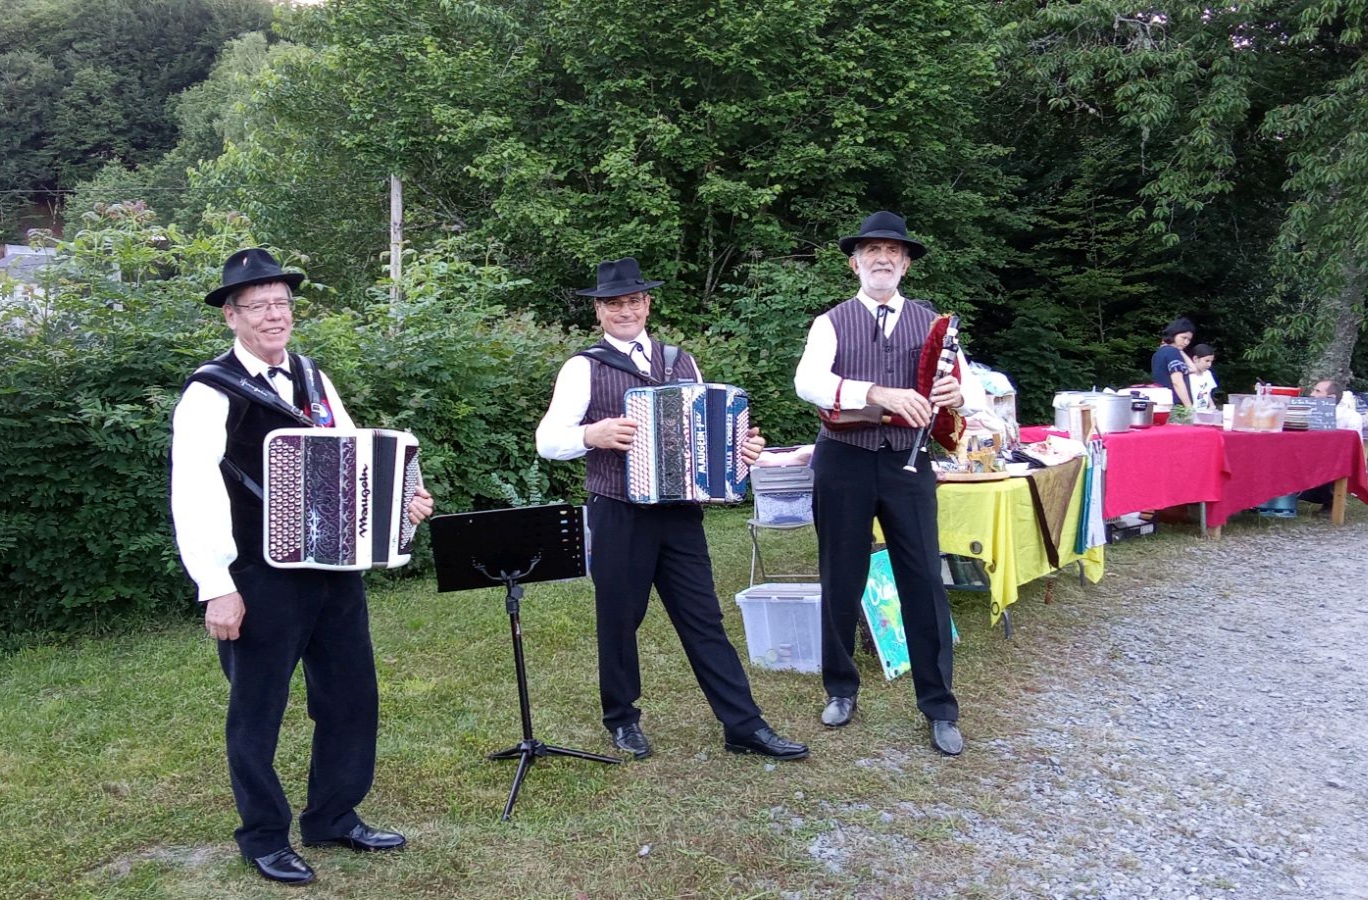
[585,416,639,452]
[741,426,766,465]
[408,485,434,525]
[205,591,246,642]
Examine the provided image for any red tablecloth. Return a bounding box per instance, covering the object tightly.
[1204,429,1368,527]
[1099,426,1228,518]
[1019,424,1368,524]
[1018,424,1227,517]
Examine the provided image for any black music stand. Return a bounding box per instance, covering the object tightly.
[429,503,620,821]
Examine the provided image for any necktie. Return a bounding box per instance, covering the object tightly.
[630,341,649,373]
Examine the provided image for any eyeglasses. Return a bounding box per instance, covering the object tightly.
[233,298,295,317]
[597,296,647,311]
[857,241,907,260]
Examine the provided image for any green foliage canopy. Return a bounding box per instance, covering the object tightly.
[0,0,272,235]
[207,0,1013,330]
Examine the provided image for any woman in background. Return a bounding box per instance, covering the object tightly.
[1150,318,1196,408]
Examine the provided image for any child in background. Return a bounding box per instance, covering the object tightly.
[1189,343,1218,411]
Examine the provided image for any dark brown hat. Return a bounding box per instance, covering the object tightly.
[205,248,305,307]
[838,211,927,260]
[575,257,664,298]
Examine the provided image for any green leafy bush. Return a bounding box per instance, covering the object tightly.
[0,209,585,644]
[0,204,242,643]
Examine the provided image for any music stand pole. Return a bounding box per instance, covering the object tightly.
[429,503,620,821]
[483,567,622,821]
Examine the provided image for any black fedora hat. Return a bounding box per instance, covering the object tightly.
[837,211,928,260]
[205,248,306,307]
[575,257,665,298]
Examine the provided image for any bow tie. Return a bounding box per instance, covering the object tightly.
[873,305,890,342]
[266,366,290,381]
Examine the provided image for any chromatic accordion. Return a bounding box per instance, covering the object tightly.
[623,383,750,504]
[262,428,421,570]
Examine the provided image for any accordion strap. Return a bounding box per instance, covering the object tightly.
[185,351,326,500]
[221,459,263,500]
[575,342,688,384]
[186,352,318,427]
[662,344,681,383]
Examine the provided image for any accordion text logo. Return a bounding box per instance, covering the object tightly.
[263,428,421,570]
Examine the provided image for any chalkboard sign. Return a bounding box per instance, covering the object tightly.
[1285,396,1337,431]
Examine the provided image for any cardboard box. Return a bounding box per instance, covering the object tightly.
[735,583,822,673]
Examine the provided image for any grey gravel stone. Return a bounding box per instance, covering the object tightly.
[806,518,1368,898]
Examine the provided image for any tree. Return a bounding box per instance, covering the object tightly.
[1001,0,1368,389]
[0,0,273,238]
[66,32,284,227]
[215,0,1013,329]
[0,51,62,223]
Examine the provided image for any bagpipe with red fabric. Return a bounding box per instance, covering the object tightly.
[817,313,967,452]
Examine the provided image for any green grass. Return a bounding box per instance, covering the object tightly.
[0,502,1357,899]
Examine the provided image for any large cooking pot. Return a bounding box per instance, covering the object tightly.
[1052,391,1134,434]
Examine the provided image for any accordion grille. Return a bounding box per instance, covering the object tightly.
[655,387,689,501]
[625,391,656,501]
[267,434,305,564]
[398,445,421,554]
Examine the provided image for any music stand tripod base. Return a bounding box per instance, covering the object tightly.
[429,504,621,821]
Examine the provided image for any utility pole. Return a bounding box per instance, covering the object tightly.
[389,174,403,308]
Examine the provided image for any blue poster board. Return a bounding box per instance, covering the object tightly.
[860,549,958,681]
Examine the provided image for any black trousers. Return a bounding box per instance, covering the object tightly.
[586,494,765,737]
[812,438,958,722]
[218,564,378,858]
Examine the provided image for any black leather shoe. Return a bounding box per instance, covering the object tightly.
[247,847,316,885]
[611,723,652,760]
[724,726,810,760]
[929,719,964,756]
[821,696,857,727]
[303,822,407,852]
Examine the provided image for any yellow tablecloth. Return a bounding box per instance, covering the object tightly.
[875,468,1105,625]
[938,470,1104,624]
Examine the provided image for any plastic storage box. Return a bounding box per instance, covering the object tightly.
[750,464,815,525]
[734,583,822,673]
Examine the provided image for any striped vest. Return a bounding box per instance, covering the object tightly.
[819,296,937,451]
[581,338,701,500]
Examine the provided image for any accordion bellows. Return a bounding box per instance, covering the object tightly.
[624,383,750,504]
[263,428,421,570]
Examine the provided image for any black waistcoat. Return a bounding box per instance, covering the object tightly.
[206,352,312,571]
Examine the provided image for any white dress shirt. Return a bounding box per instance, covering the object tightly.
[793,291,985,411]
[170,340,353,602]
[536,331,700,461]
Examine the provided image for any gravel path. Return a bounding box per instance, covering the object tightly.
[808,518,1368,899]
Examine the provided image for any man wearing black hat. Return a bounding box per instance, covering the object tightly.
[536,257,809,762]
[794,212,977,756]
[170,248,434,884]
